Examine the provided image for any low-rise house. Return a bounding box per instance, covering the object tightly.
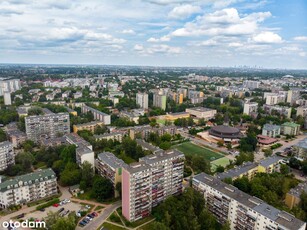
[262,124,281,138]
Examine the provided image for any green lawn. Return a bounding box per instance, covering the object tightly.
[174,142,223,161]
[210,157,230,170]
[100,222,127,230]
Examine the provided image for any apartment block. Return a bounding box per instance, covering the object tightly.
[122,162,152,222]
[153,92,167,110]
[25,112,70,142]
[243,102,258,116]
[193,173,306,230]
[96,152,127,197]
[94,132,124,142]
[243,80,260,89]
[264,93,286,105]
[281,122,300,136]
[122,150,185,222]
[4,92,11,105]
[296,106,307,117]
[262,124,281,138]
[136,93,148,109]
[73,121,104,133]
[129,125,177,140]
[263,104,291,118]
[285,182,307,209]
[0,141,15,172]
[0,79,21,96]
[64,133,95,169]
[186,107,217,120]
[0,168,57,209]
[81,105,111,125]
[139,150,185,206]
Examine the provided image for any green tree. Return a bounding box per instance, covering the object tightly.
[91,176,114,201]
[0,129,7,142]
[60,162,81,186]
[80,161,94,190]
[15,152,35,172]
[280,164,290,175]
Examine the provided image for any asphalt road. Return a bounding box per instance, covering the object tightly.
[76,201,121,230]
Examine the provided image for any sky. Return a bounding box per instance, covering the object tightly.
[1,0,307,69]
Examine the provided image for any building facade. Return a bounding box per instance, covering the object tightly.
[81,105,111,125]
[0,168,57,208]
[262,124,281,138]
[281,122,300,136]
[0,141,15,172]
[73,121,104,133]
[186,107,217,120]
[25,113,70,142]
[193,173,306,230]
[243,102,258,116]
[136,93,148,109]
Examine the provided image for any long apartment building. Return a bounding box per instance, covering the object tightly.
[193,173,306,230]
[73,121,104,133]
[81,104,111,125]
[0,168,57,209]
[94,132,124,142]
[0,141,15,172]
[96,152,127,197]
[0,79,21,96]
[186,107,217,120]
[64,133,95,169]
[122,150,185,221]
[25,112,70,142]
[129,125,177,140]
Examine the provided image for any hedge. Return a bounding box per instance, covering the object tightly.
[36,198,60,210]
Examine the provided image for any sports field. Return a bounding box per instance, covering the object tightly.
[174,142,224,161]
[210,157,231,170]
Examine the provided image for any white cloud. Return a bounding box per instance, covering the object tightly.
[251,31,283,44]
[134,44,144,51]
[168,4,201,19]
[147,35,171,42]
[228,42,243,47]
[294,36,307,42]
[170,8,272,37]
[122,29,135,34]
[134,44,181,54]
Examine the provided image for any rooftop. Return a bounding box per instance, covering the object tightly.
[282,122,300,128]
[124,162,151,174]
[263,124,281,131]
[97,152,127,169]
[0,168,56,192]
[288,182,307,198]
[216,162,258,180]
[259,156,283,167]
[139,149,184,165]
[294,138,307,149]
[193,173,305,230]
[0,141,12,148]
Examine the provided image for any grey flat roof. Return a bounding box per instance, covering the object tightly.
[259,156,283,167]
[139,149,184,165]
[136,139,161,152]
[288,182,307,198]
[124,162,151,174]
[193,173,305,230]
[216,162,258,180]
[0,141,12,148]
[97,152,127,169]
[187,107,215,112]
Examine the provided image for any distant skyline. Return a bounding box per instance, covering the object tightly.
[1,0,307,69]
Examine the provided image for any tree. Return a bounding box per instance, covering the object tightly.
[91,176,114,201]
[45,211,76,230]
[149,222,170,230]
[215,165,225,173]
[60,162,81,186]
[80,161,94,190]
[263,148,273,157]
[159,141,171,150]
[60,145,76,163]
[15,152,35,172]
[116,182,122,198]
[0,129,7,142]
[217,140,224,147]
[280,164,290,175]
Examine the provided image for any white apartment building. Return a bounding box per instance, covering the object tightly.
[243,80,260,89]
[122,149,185,222]
[262,124,281,138]
[193,173,306,230]
[264,93,286,105]
[136,93,148,109]
[25,113,70,142]
[296,106,307,117]
[0,168,58,209]
[243,102,258,115]
[94,132,124,142]
[0,141,15,172]
[186,107,217,120]
[4,92,11,105]
[81,105,111,125]
[0,79,21,96]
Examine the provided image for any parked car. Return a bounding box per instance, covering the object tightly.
[82,218,89,223]
[92,212,98,217]
[16,213,25,219]
[85,205,91,209]
[58,207,65,213]
[53,203,59,207]
[39,208,45,212]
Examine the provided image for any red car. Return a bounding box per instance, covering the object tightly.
[53,203,59,207]
[92,212,98,217]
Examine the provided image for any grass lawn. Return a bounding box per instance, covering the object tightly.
[156,119,166,125]
[100,222,127,230]
[174,142,223,161]
[210,157,230,170]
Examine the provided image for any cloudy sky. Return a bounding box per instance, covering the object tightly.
[1,0,307,69]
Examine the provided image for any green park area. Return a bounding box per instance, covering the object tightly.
[174,142,224,162]
[210,157,231,171]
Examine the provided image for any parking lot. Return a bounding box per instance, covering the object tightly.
[23,201,83,221]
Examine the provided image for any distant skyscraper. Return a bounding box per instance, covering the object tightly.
[136,92,148,109]
[3,92,11,105]
[0,79,21,96]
